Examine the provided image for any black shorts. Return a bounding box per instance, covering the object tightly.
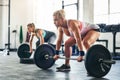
[92,29,100,32]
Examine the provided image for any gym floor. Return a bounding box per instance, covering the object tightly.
[0,52,120,80]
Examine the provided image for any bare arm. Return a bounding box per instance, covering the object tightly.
[37,30,44,45]
[56,27,63,50]
[29,33,35,53]
[69,21,85,62]
[69,21,84,51]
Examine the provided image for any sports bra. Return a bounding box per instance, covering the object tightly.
[67,20,99,37]
[42,30,46,38]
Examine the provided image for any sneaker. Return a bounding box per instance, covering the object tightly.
[56,64,71,71]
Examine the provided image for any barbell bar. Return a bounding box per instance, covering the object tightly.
[44,54,116,64]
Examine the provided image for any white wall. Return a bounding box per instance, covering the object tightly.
[10,0,36,48]
[0,0,62,49]
[83,0,94,23]
[0,0,8,48]
[0,6,3,48]
[34,0,62,30]
[0,0,37,48]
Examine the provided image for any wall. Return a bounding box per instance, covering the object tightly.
[0,4,2,48]
[83,0,94,23]
[10,0,35,48]
[0,0,62,49]
[0,0,8,48]
[0,0,35,49]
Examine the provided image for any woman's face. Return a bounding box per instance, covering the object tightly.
[53,16,63,27]
[35,29,42,38]
[27,26,34,33]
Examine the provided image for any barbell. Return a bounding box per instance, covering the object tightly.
[17,43,32,58]
[44,54,115,64]
[17,43,35,64]
[17,43,54,64]
[33,44,115,78]
[17,43,54,58]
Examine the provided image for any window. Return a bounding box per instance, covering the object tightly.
[64,5,77,19]
[110,0,120,13]
[94,0,120,24]
[94,0,108,24]
[63,0,81,20]
[109,0,120,24]
[34,0,62,30]
[94,0,108,15]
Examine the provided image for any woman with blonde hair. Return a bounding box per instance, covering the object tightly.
[34,28,56,48]
[53,9,100,71]
[25,23,35,42]
[26,23,56,53]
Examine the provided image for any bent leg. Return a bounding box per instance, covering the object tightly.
[47,34,56,44]
[64,37,76,65]
[83,30,100,51]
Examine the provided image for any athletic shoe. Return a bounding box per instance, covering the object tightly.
[56,64,71,71]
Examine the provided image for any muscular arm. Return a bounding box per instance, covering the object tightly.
[38,30,44,45]
[56,27,63,50]
[29,33,35,52]
[69,21,84,51]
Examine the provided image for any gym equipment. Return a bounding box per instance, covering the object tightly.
[85,45,114,78]
[19,25,23,44]
[34,44,115,78]
[17,43,55,64]
[17,43,31,58]
[12,30,17,51]
[17,43,34,64]
[20,58,34,64]
[7,0,11,55]
[34,44,55,69]
[99,24,120,60]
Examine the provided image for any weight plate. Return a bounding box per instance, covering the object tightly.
[34,44,55,69]
[17,43,31,58]
[85,45,112,78]
[20,58,34,64]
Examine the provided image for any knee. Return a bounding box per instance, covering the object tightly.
[83,40,90,47]
[64,41,71,48]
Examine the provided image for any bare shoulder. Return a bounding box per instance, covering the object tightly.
[57,27,63,32]
[68,20,79,25]
[38,29,42,33]
[68,20,79,29]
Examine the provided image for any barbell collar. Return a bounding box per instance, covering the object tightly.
[99,59,116,64]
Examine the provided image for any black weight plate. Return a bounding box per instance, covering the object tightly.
[20,58,34,64]
[17,43,31,58]
[85,45,112,78]
[34,44,55,69]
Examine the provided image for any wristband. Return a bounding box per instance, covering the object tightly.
[79,51,85,56]
[56,50,59,55]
